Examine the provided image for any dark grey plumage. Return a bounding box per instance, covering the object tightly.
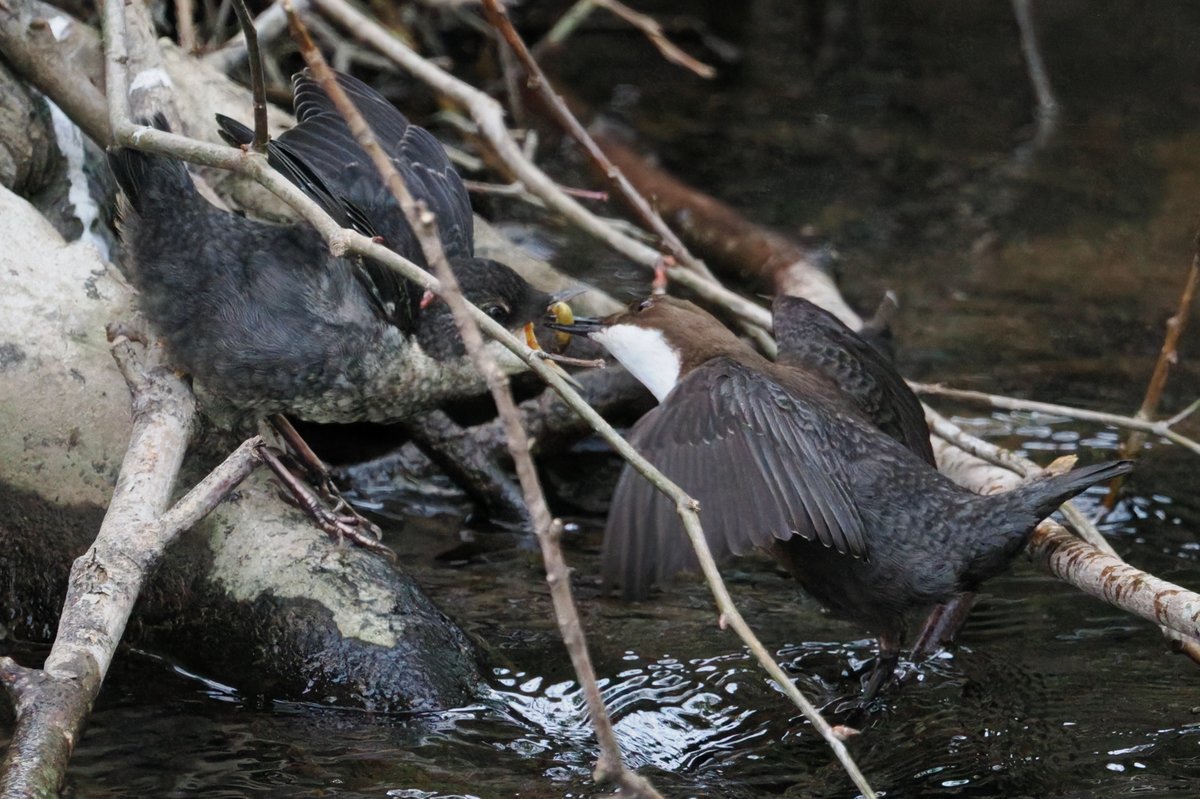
[772,294,934,465]
[109,72,559,422]
[216,69,482,330]
[557,297,1132,655]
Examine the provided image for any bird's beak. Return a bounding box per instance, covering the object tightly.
[545,315,606,337]
[522,321,582,388]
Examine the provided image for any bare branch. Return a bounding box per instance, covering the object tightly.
[1011,0,1059,155]
[205,0,308,73]
[0,324,262,793]
[537,0,715,79]
[175,0,197,53]
[1028,524,1200,640]
[1115,241,1200,462]
[228,0,269,150]
[912,381,1200,458]
[479,0,713,282]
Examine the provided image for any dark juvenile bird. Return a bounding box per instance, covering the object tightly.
[551,295,1132,697]
[109,70,566,424]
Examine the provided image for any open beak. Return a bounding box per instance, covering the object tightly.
[522,321,582,388]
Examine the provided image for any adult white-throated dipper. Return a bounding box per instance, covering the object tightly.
[109,70,570,424]
[550,295,1132,697]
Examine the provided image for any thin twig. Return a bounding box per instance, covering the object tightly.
[537,0,715,79]
[479,0,779,359]
[1117,243,1200,457]
[463,178,609,202]
[596,0,715,78]
[307,0,776,340]
[1011,0,1059,154]
[911,382,1200,458]
[479,0,712,282]
[205,0,310,73]
[285,11,663,796]
[229,0,269,150]
[176,0,197,53]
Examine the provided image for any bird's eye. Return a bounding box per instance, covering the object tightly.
[636,298,653,312]
[484,303,509,321]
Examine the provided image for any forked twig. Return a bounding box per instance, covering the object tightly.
[0,327,262,792]
[479,0,712,282]
[1114,242,1200,466]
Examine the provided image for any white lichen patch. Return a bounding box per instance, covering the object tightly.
[205,470,404,648]
[0,186,134,506]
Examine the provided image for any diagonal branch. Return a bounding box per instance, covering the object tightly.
[284,9,662,795]
[535,0,716,79]
[0,331,263,795]
[306,0,774,337]
[912,382,1200,458]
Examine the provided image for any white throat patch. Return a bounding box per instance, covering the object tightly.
[591,324,681,402]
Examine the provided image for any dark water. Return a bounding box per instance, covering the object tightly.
[14,2,1200,796]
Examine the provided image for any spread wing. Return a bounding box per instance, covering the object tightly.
[773,295,934,465]
[603,357,868,599]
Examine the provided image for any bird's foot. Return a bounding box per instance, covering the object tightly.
[256,441,395,560]
[307,502,395,560]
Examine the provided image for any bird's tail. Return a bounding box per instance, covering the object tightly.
[962,458,1133,585]
[1014,459,1134,520]
[107,115,196,215]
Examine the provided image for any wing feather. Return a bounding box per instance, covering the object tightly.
[602,358,868,599]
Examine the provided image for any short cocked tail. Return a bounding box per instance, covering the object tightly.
[964,459,1134,585]
[1017,459,1134,520]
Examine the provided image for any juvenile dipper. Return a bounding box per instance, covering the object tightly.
[109,70,567,424]
[551,295,1132,697]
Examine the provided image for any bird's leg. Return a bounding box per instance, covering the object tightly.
[267,414,382,537]
[255,442,395,559]
[262,417,391,557]
[861,632,902,701]
[910,592,978,661]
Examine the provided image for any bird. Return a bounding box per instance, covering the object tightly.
[772,294,934,465]
[109,70,571,424]
[549,295,1132,698]
[773,294,983,659]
